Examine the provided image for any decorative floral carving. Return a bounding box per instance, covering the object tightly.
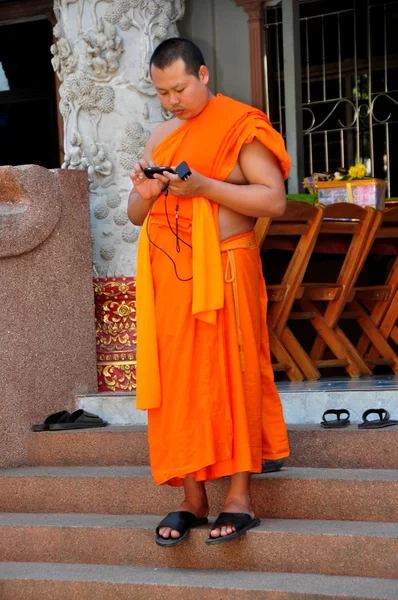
[106,193,122,209]
[104,0,185,95]
[59,72,115,153]
[94,200,110,219]
[122,225,140,243]
[119,121,150,171]
[54,0,185,291]
[100,244,116,260]
[114,208,130,226]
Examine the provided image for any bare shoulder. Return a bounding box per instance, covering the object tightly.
[145,118,184,159]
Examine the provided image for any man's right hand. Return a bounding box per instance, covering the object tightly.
[130,159,162,202]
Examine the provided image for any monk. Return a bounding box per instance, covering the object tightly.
[128,38,290,546]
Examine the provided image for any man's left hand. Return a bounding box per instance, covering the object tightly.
[154,168,207,198]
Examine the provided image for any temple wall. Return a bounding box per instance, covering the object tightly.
[180,0,251,106]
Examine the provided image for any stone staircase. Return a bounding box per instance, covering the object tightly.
[0,425,397,599]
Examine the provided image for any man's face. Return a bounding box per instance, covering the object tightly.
[151,58,210,120]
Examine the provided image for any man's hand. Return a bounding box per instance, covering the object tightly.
[130,159,162,201]
[154,168,207,198]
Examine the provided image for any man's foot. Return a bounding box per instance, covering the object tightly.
[209,496,254,538]
[158,479,209,541]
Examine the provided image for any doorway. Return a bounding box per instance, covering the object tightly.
[0,17,60,168]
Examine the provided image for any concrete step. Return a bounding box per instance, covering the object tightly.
[0,514,397,579]
[1,563,397,600]
[0,466,397,522]
[27,425,398,469]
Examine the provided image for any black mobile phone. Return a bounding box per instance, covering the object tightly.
[143,166,175,179]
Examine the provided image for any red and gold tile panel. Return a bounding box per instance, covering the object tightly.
[94,277,137,392]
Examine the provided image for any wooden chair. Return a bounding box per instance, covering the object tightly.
[256,201,325,381]
[288,203,381,378]
[342,206,398,373]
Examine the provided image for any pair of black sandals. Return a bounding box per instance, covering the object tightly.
[320,407,398,429]
[155,511,260,547]
[31,409,108,431]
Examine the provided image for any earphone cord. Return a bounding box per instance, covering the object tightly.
[146,184,193,282]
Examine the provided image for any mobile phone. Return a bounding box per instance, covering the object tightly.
[143,166,175,179]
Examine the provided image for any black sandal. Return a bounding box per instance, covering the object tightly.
[262,459,285,473]
[31,410,70,432]
[155,511,208,547]
[358,408,398,429]
[321,409,351,429]
[205,512,260,545]
[49,410,108,430]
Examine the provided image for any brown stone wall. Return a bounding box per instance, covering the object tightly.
[0,166,98,468]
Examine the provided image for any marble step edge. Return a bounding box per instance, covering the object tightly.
[0,563,397,600]
[1,466,397,481]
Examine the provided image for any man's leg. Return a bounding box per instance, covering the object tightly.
[158,476,209,539]
[210,471,253,538]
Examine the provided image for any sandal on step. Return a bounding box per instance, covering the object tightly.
[358,408,398,429]
[49,409,108,430]
[31,410,70,432]
[262,459,285,473]
[321,409,350,429]
[155,511,208,547]
[205,512,260,545]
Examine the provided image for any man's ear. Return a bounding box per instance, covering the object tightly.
[198,65,210,84]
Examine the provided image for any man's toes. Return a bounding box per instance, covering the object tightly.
[210,527,221,538]
[170,529,181,539]
[220,525,235,536]
[159,527,171,539]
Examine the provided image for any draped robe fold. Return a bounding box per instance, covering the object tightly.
[136,94,291,486]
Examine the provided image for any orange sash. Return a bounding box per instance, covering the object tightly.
[136,94,290,410]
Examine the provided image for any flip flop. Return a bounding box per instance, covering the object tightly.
[206,512,261,545]
[358,408,398,429]
[155,511,208,547]
[31,410,70,432]
[49,409,108,430]
[262,459,285,473]
[321,409,351,429]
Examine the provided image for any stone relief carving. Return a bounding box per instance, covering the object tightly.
[122,225,139,244]
[114,208,130,226]
[104,0,184,95]
[93,199,110,219]
[54,0,185,278]
[60,73,115,146]
[119,122,150,171]
[100,244,116,261]
[88,141,115,189]
[61,131,90,170]
[106,193,122,209]
[83,19,124,81]
[51,23,78,81]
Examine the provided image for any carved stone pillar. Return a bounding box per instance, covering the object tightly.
[53,0,185,392]
[234,0,265,111]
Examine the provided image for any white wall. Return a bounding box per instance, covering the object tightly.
[180,0,252,106]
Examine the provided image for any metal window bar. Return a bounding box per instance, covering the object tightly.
[264,0,398,198]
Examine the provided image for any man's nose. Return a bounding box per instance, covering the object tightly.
[169,95,179,106]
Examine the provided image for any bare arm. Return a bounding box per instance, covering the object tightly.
[203,139,286,217]
[155,138,287,218]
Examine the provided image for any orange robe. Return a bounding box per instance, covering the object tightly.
[136,94,291,486]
